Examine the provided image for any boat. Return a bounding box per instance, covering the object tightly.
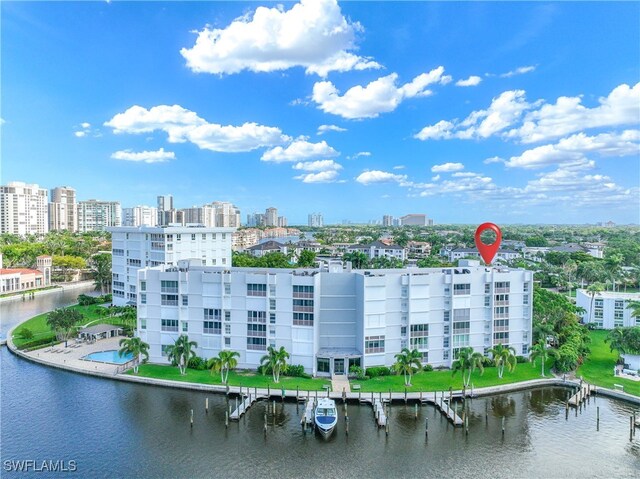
[314,398,338,439]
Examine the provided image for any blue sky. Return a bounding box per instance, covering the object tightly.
[2,1,639,225]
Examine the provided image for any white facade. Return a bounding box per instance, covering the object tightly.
[0,182,49,235]
[348,241,407,261]
[110,225,234,306]
[137,259,533,375]
[123,206,158,227]
[443,248,520,263]
[308,213,324,227]
[78,200,121,232]
[49,186,77,232]
[576,289,640,329]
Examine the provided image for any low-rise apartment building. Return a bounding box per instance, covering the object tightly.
[576,289,640,329]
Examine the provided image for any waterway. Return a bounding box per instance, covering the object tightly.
[1,291,639,478]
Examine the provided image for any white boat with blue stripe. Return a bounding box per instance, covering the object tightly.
[314,398,337,439]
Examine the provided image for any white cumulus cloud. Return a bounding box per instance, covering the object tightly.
[313,67,451,119]
[456,75,482,87]
[179,0,381,77]
[294,170,341,183]
[431,162,465,173]
[111,148,176,164]
[500,65,536,78]
[355,170,407,185]
[105,105,289,152]
[317,124,347,135]
[261,139,339,163]
[292,160,342,172]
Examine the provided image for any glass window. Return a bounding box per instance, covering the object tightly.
[453,284,471,295]
[182,295,188,306]
[317,358,330,373]
[140,319,146,330]
[140,293,147,305]
[161,319,178,332]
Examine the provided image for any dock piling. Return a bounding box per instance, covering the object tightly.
[205,397,209,413]
[225,411,229,428]
[415,403,418,420]
[501,417,505,437]
[190,409,193,428]
[597,406,600,431]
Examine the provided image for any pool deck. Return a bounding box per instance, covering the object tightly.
[21,336,127,375]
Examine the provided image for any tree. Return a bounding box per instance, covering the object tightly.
[208,350,240,384]
[392,348,422,386]
[586,282,605,324]
[90,253,112,294]
[342,251,368,269]
[488,344,517,379]
[119,306,137,329]
[118,337,150,374]
[529,341,553,377]
[46,307,84,344]
[52,255,86,281]
[166,335,198,375]
[451,347,484,387]
[627,300,640,322]
[297,250,317,268]
[260,345,290,383]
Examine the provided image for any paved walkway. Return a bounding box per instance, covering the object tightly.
[331,375,351,393]
[24,336,127,375]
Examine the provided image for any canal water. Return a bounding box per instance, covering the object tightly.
[1,291,639,478]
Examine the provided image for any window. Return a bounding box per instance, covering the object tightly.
[594,299,603,307]
[400,326,407,337]
[224,311,231,322]
[247,283,267,297]
[204,309,221,320]
[270,313,276,324]
[269,299,276,310]
[495,281,510,293]
[140,281,146,291]
[523,295,529,305]
[224,337,231,347]
[269,284,276,296]
[140,319,146,330]
[443,349,450,360]
[247,335,266,351]
[293,298,313,312]
[453,308,470,321]
[269,327,276,336]
[225,324,231,335]
[401,286,408,297]
[444,311,450,322]
[443,337,450,348]
[113,249,124,256]
[161,345,171,357]
[293,312,313,326]
[222,233,226,240]
[224,283,231,295]
[317,358,330,373]
[166,235,173,242]
[182,295,189,306]
[365,335,385,354]
[485,283,491,294]
[613,311,624,328]
[293,285,314,298]
[494,319,509,331]
[454,284,471,295]
[247,311,266,323]
[594,309,604,319]
[484,295,491,308]
[182,322,188,332]
[421,352,429,363]
[494,306,509,319]
[410,324,429,350]
[161,294,178,306]
[204,320,221,335]
[522,344,528,355]
[494,294,509,305]
[161,280,178,293]
[202,234,207,240]
[452,334,469,348]
[614,300,624,309]
[161,319,178,332]
[444,324,450,335]
[453,321,470,334]
[176,234,181,241]
[493,331,509,343]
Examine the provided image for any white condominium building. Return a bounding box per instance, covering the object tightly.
[78,200,121,232]
[137,259,533,376]
[123,206,158,227]
[49,186,78,232]
[0,182,49,235]
[110,225,234,306]
[576,289,640,329]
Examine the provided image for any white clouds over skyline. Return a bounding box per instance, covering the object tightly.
[261,139,339,163]
[431,162,464,173]
[355,170,408,185]
[312,67,451,119]
[455,75,482,87]
[180,0,380,77]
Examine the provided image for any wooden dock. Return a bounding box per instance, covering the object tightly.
[434,398,464,427]
[568,382,593,408]
[300,398,315,427]
[230,393,264,420]
[360,398,388,427]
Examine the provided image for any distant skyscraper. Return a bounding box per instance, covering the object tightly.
[77,200,121,232]
[211,201,241,227]
[265,207,278,227]
[277,216,287,227]
[123,206,158,227]
[308,213,324,227]
[49,186,77,232]
[399,214,429,226]
[157,194,174,226]
[0,181,49,235]
[382,215,394,227]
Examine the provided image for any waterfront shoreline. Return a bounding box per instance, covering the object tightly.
[0,280,95,304]
[7,320,640,405]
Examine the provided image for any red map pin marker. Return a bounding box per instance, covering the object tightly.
[474,222,502,265]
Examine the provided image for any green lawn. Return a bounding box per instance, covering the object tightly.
[12,303,129,348]
[130,364,332,391]
[351,362,551,393]
[577,330,640,397]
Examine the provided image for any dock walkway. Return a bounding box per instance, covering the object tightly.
[230,393,265,420]
[568,382,593,407]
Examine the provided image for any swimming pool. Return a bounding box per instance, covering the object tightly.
[83,350,134,364]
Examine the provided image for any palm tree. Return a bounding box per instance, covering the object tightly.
[393,348,423,386]
[488,344,517,379]
[166,335,198,375]
[119,306,137,329]
[90,253,112,295]
[118,337,149,374]
[586,282,605,324]
[260,345,290,383]
[208,350,240,384]
[605,327,627,356]
[451,347,484,387]
[627,300,640,323]
[529,340,553,377]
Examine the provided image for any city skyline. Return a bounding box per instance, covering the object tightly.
[2,1,639,224]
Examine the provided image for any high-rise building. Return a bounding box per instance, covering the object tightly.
[123,206,158,227]
[382,215,394,227]
[110,225,234,306]
[211,202,241,228]
[157,195,175,226]
[48,186,78,232]
[308,213,324,227]
[265,207,278,227]
[0,181,49,235]
[137,259,533,373]
[399,214,431,226]
[277,216,287,227]
[77,200,121,232]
